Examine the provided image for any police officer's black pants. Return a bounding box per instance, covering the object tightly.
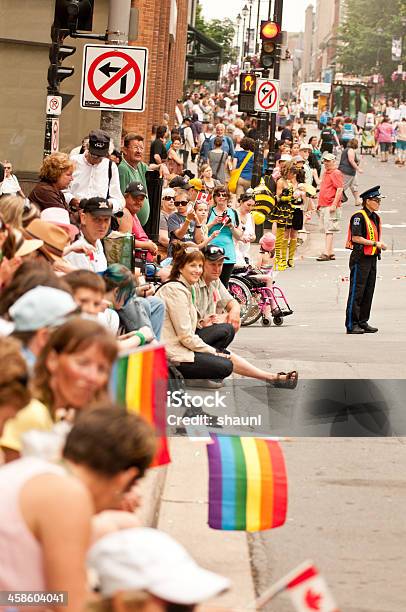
[345,252,377,331]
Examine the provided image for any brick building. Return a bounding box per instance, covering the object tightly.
[123,0,189,144]
[0,0,190,176]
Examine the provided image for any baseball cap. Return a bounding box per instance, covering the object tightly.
[88,129,110,157]
[9,286,78,332]
[321,151,336,161]
[87,528,230,604]
[40,207,79,241]
[202,245,229,262]
[125,182,147,197]
[299,143,312,150]
[80,197,113,217]
[280,154,292,161]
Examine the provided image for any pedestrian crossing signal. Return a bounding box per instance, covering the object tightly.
[238,73,256,113]
[240,73,257,93]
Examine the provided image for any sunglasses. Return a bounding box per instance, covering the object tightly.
[163,196,175,201]
[174,201,189,206]
[215,192,227,198]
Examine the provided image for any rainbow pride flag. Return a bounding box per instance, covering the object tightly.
[207,435,287,531]
[110,344,170,467]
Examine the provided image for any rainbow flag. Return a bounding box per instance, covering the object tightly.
[110,344,170,467]
[207,435,287,531]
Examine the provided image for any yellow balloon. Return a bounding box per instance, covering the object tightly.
[252,211,266,225]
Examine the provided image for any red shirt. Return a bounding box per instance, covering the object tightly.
[131,214,154,262]
[318,168,343,208]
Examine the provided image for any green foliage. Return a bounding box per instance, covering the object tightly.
[337,0,406,90]
[195,1,237,64]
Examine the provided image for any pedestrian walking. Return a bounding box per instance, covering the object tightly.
[316,152,343,262]
[375,116,393,162]
[338,139,363,205]
[345,186,387,334]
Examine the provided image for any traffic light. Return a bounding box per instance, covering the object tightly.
[53,0,94,34]
[238,72,257,113]
[47,42,76,93]
[259,20,281,69]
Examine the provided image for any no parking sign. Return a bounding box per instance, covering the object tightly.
[81,44,148,112]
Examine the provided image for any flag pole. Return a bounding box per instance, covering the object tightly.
[253,559,315,609]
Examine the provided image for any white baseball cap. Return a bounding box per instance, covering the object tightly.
[280,154,292,161]
[87,528,231,604]
[322,151,336,161]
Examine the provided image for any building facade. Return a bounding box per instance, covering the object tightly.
[302,4,315,82]
[0,0,189,176]
[312,0,342,83]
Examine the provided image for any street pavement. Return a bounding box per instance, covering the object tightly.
[157,150,406,611]
[235,146,406,610]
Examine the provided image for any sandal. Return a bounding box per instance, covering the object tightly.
[270,371,299,390]
[316,253,330,261]
[329,254,336,260]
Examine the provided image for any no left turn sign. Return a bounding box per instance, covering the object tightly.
[254,78,280,113]
[81,45,148,112]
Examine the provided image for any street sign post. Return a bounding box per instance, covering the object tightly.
[254,78,280,113]
[80,44,148,112]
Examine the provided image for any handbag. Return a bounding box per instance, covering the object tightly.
[228,151,253,194]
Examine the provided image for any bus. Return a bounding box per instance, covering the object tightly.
[298,82,331,120]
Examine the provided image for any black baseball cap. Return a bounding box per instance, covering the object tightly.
[88,129,110,157]
[125,182,147,197]
[202,245,229,262]
[80,197,113,217]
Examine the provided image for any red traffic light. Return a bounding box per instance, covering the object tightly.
[260,21,281,40]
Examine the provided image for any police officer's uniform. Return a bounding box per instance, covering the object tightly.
[345,186,384,334]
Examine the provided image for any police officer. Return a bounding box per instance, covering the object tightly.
[345,185,387,334]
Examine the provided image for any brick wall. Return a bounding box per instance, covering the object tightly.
[123,0,188,151]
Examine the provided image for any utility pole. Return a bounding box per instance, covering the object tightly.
[99,0,132,149]
[267,0,284,174]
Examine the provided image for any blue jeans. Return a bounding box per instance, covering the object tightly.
[139,296,165,340]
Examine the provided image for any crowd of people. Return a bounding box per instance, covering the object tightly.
[0,84,400,607]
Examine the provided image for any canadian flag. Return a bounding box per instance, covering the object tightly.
[254,560,340,611]
[286,562,339,612]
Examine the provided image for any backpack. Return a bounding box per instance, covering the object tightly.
[199,134,212,160]
[320,127,334,143]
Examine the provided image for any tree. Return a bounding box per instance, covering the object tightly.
[337,0,406,92]
[195,1,237,64]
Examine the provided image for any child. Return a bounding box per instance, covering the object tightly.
[64,269,153,352]
[256,233,282,318]
[194,200,220,249]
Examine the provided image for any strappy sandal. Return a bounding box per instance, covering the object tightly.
[329,254,336,260]
[316,253,330,261]
[270,371,299,390]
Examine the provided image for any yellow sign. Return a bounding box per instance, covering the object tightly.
[241,73,256,93]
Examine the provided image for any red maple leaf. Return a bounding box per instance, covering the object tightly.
[305,588,322,610]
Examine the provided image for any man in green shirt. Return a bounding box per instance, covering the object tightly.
[118,133,164,227]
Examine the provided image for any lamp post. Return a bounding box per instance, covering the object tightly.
[241,4,248,62]
[247,0,253,58]
[255,0,261,54]
[236,13,242,64]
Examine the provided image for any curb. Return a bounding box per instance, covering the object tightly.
[137,463,168,527]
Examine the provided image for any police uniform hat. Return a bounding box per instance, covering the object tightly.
[359,185,386,201]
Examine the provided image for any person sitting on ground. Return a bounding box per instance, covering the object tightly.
[64,197,113,273]
[167,190,204,257]
[8,285,78,370]
[86,527,230,612]
[0,337,31,435]
[0,407,156,612]
[28,152,74,213]
[159,243,298,388]
[158,187,176,259]
[0,318,118,461]
[0,194,25,229]
[118,182,158,262]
